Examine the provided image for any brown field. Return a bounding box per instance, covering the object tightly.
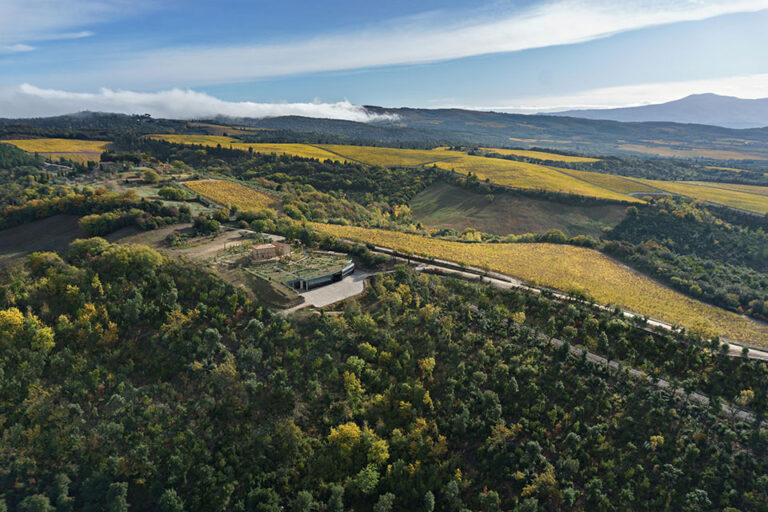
[411,181,627,237]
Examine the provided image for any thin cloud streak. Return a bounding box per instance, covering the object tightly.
[0,44,35,54]
[69,0,768,88]
[0,84,397,122]
[0,0,142,44]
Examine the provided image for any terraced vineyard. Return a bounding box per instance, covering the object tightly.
[313,223,768,346]
[1,138,111,163]
[481,147,600,163]
[185,179,277,209]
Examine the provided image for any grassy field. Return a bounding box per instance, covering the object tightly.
[184,179,277,209]
[2,138,111,163]
[312,223,768,346]
[149,135,341,161]
[481,148,600,163]
[411,181,627,237]
[637,179,768,214]
[433,156,643,202]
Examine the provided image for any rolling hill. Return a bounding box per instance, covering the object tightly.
[241,107,768,160]
[6,109,768,160]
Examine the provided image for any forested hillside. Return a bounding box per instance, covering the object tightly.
[1,240,767,511]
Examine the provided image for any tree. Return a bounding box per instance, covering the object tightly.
[373,493,395,512]
[683,490,711,512]
[158,489,185,512]
[52,473,74,512]
[19,495,54,512]
[478,489,501,512]
[327,486,344,512]
[106,483,129,512]
[290,491,315,512]
[424,491,435,512]
[354,464,379,495]
[143,168,160,184]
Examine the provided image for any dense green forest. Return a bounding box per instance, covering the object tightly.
[1,239,767,511]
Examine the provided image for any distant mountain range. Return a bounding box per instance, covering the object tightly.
[548,93,768,129]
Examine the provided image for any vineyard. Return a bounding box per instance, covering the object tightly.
[432,155,642,202]
[1,138,111,163]
[312,222,768,346]
[184,179,277,209]
[673,181,768,197]
[556,168,662,195]
[481,147,600,163]
[316,144,463,167]
[637,179,768,214]
[148,135,341,161]
[149,135,768,211]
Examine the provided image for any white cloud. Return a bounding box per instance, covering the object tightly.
[0,44,35,54]
[0,84,397,122]
[469,73,768,112]
[63,0,768,88]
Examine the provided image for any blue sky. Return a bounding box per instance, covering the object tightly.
[1,0,768,119]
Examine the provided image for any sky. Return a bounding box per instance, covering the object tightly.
[1,0,768,119]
